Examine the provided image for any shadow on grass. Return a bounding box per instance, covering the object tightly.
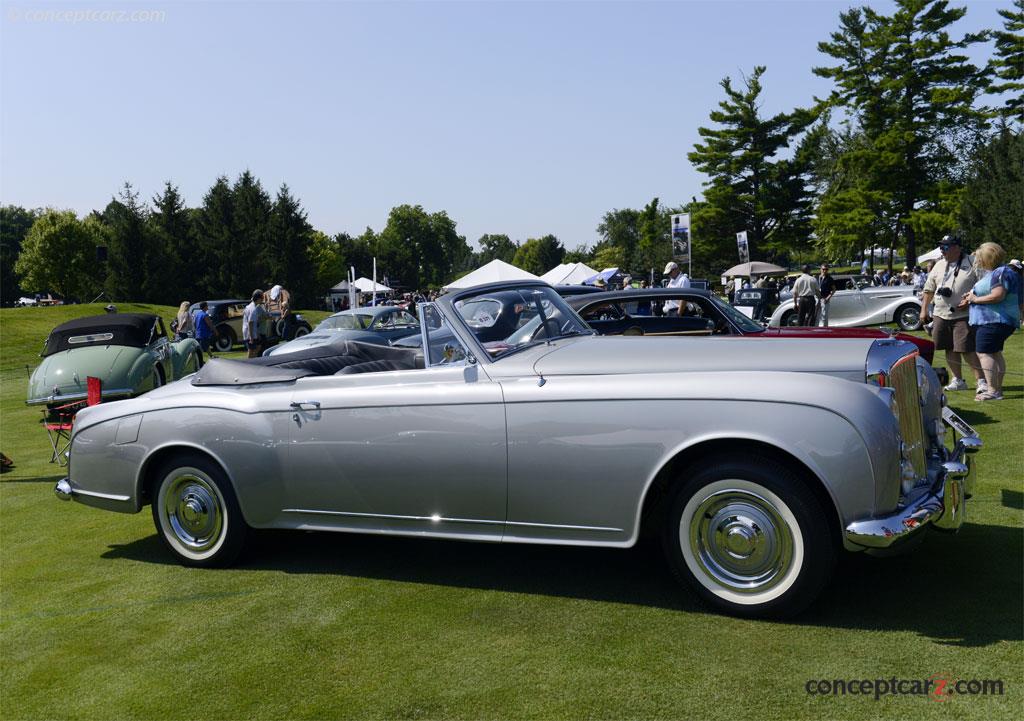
[104,519,1021,646]
[1002,489,1023,510]
[0,473,62,484]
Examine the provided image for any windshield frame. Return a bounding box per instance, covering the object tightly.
[437,281,593,363]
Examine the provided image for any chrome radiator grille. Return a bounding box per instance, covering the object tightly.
[889,354,927,481]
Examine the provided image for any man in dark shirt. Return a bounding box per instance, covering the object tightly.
[818,264,837,327]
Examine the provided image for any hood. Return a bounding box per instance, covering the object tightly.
[28,347,133,402]
[530,335,879,380]
[762,328,934,362]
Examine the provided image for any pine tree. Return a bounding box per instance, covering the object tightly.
[103,182,152,301]
[149,182,195,303]
[814,0,988,262]
[959,125,1023,257]
[194,176,235,297]
[233,170,272,293]
[688,66,815,264]
[267,184,314,305]
[989,0,1023,123]
[1,205,39,304]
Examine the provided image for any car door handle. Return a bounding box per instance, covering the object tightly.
[290,400,321,409]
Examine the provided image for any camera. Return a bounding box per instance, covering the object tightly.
[936,287,953,298]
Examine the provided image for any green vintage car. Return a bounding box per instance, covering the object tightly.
[27,313,203,415]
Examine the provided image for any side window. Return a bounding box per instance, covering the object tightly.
[227,304,245,319]
[395,311,418,328]
[372,312,396,330]
[421,305,468,367]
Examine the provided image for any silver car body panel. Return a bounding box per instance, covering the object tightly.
[66,330,903,551]
[769,285,922,328]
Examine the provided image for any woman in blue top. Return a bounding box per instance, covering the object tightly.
[959,242,1021,401]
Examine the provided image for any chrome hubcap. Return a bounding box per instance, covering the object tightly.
[689,489,793,593]
[162,473,223,552]
[900,308,918,328]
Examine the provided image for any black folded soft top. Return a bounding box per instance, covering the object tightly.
[43,314,156,356]
[191,338,420,386]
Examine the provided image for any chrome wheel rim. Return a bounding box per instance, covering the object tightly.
[161,472,224,554]
[686,487,795,595]
[899,307,919,329]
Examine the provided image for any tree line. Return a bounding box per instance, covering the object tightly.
[1,0,1020,308]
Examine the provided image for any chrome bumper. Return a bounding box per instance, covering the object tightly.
[54,477,135,512]
[845,433,980,549]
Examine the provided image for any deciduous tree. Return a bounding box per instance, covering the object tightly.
[15,210,101,300]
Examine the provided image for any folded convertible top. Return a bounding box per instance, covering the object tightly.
[191,358,315,386]
[191,338,419,386]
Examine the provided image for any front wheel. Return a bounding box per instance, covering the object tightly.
[781,310,799,327]
[895,304,922,331]
[293,324,311,338]
[663,456,835,617]
[151,453,247,567]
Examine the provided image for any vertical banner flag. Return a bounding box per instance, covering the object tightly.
[736,231,750,264]
[671,213,691,264]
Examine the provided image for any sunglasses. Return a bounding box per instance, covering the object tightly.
[940,244,958,251]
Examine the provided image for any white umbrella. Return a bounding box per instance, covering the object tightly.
[721,261,788,277]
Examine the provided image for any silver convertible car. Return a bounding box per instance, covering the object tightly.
[55,281,980,617]
[769,284,924,331]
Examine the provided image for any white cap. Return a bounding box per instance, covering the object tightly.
[663,261,679,274]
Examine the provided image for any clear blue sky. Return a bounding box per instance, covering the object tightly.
[0,0,1006,250]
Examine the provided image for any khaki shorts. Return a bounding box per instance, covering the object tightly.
[932,316,975,353]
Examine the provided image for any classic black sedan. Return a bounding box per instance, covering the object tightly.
[566,288,936,363]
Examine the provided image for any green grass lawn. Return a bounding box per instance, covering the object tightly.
[1,305,1021,720]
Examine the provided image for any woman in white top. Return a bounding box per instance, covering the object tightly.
[174,301,194,340]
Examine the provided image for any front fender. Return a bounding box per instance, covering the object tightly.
[170,338,201,378]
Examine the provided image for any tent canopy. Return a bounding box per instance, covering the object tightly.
[540,262,599,285]
[353,277,392,293]
[721,261,788,277]
[330,280,352,292]
[917,247,942,265]
[446,259,540,289]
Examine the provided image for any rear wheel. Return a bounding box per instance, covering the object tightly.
[895,304,922,331]
[293,325,311,338]
[214,327,235,352]
[781,310,799,327]
[662,456,835,618]
[151,453,247,567]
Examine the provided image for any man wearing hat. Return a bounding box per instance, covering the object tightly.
[921,235,984,392]
[662,261,690,315]
[242,289,268,358]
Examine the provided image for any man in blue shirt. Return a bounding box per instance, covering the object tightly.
[192,302,216,354]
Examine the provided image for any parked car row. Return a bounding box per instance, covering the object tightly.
[50,280,980,619]
[186,299,313,352]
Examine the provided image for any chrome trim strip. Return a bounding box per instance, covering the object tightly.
[282,509,622,533]
[27,388,135,406]
[282,509,503,525]
[505,520,623,533]
[57,481,132,503]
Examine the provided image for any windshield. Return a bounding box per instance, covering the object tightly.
[317,312,374,331]
[712,295,765,332]
[453,286,592,359]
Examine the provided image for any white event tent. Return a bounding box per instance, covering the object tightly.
[446,259,540,289]
[353,277,392,293]
[540,262,599,285]
[917,247,943,265]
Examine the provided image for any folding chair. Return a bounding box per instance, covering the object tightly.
[43,377,101,466]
